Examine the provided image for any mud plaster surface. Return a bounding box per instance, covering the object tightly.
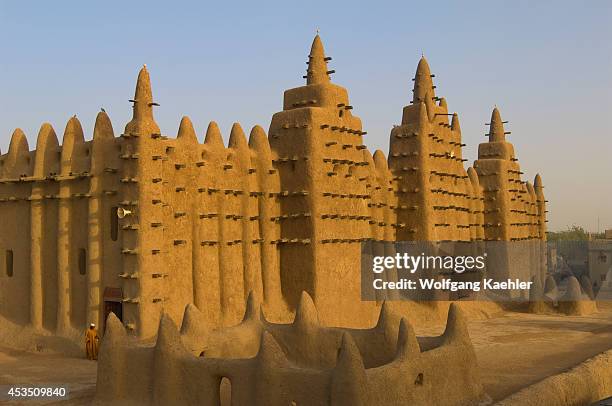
[1,304,610,405]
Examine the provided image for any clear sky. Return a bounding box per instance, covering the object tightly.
[0,1,610,232]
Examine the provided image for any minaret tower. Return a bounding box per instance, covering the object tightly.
[268,35,374,323]
[473,107,547,286]
[534,173,547,279]
[534,174,547,241]
[119,66,166,338]
[388,57,472,242]
[474,107,518,241]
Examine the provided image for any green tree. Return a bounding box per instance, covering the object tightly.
[547,225,591,241]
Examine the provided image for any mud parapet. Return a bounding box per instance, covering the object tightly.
[95,292,484,406]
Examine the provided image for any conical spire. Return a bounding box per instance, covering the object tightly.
[35,123,58,150]
[412,57,435,103]
[125,65,160,134]
[103,312,127,343]
[34,124,59,177]
[155,313,189,356]
[256,331,289,367]
[373,150,388,171]
[441,303,471,346]
[61,116,84,173]
[7,128,29,159]
[63,116,85,145]
[204,121,224,149]
[179,303,208,337]
[395,318,420,360]
[248,125,270,152]
[417,101,430,125]
[228,122,248,150]
[306,35,331,85]
[248,125,272,163]
[293,291,319,329]
[534,173,543,188]
[451,113,461,132]
[133,65,154,120]
[331,333,369,406]
[488,107,506,142]
[375,301,400,342]
[93,111,114,140]
[177,116,197,143]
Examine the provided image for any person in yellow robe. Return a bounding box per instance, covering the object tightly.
[85,323,100,360]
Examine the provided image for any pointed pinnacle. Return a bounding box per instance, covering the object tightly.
[306,35,331,85]
[413,57,435,103]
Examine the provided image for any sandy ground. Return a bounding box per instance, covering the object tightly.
[0,304,610,405]
[416,302,612,402]
[473,310,612,401]
[0,346,96,405]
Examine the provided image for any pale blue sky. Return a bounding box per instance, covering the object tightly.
[0,1,611,231]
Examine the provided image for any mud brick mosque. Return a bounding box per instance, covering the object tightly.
[0,35,546,339]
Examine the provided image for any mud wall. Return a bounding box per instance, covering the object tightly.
[0,34,547,338]
[94,294,485,406]
[495,349,612,406]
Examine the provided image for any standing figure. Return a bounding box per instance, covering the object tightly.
[85,323,100,360]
